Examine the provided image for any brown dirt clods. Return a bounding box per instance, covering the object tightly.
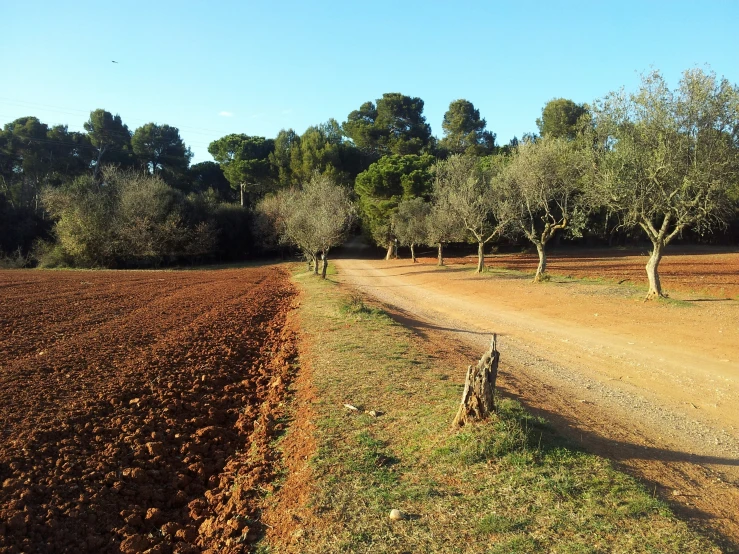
[0,267,299,554]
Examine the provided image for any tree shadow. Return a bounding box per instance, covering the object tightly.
[371,299,739,551]
[375,304,492,340]
[498,383,739,551]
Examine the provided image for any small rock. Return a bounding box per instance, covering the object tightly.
[389,509,404,521]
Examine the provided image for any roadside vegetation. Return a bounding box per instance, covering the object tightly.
[260,270,720,553]
[2,67,737,299]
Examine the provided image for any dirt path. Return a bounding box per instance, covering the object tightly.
[333,249,739,549]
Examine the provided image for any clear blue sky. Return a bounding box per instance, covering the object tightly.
[3,0,738,164]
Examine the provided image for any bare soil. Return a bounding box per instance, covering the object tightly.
[0,267,298,554]
[334,245,739,550]
[456,245,739,298]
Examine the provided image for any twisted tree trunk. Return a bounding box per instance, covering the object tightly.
[321,250,328,279]
[645,240,665,299]
[453,335,500,427]
[437,242,444,266]
[476,242,485,273]
[533,241,547,282]
[410,243,416,263]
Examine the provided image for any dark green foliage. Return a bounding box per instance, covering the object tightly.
[40,168,243,267]
[187,161,234,199]
[536,98,589,140]
[0,195,51,255]
[439,99,496,156]
[343,93,432,159]
[269,128,301,188]
[286,120,361,187]
[84,109,134,173]
[131,123,193,182]
[207,203,253,261]
[354,154,434,249]
[0,118,93,212]
[207,134,275,205]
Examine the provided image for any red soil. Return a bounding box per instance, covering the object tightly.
[440,245,739,298]
[0,267,298,554]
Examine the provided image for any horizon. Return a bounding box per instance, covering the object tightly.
[3,1,738,164]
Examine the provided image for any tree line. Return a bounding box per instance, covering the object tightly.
[1,68,738,298]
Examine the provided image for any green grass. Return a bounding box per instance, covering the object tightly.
[262,268,720,553]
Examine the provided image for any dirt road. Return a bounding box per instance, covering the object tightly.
[333,248,739,548]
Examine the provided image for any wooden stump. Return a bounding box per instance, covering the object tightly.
[453,334,499,427]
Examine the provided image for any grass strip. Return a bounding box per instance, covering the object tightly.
[264,269,719,553]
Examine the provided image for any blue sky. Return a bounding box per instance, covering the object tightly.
[3,1,738,164]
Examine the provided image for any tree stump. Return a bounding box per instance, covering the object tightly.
[453,334,499,427]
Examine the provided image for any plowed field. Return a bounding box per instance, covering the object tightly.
[0,267,298,554]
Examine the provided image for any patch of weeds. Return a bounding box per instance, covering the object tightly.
[488,534,541,553]
[433,398,549,465]
[339,293,388,319]
[353,431,400,479]
[654,296,694,308]
[557,543,599,554]
[477,513,529,534]
[622,494,665,518]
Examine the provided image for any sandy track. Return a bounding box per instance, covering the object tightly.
[333,250,739,549]
[0,267,298,554]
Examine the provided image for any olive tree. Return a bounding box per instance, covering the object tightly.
[252,190,296,254]
[593,68,739,299]
[426,195,465,266]
[283,174,355,278]
[392,197,430,262]
[495,136,590,282]
[433,155,507,273]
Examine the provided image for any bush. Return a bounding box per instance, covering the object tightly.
[41,168,239,267]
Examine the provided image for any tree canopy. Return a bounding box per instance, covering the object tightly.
[131,123,192,180]
[354,154,434,257]
[207,134,275,206]
[495,136,591,281]
[593,68,739,298]
[536,98,589,140]
[392,197,431,262]
[440,99,496,156]
[343,93,433,159]
[433,154,506,272]
[280,173,355,278]
[84,109,134,176]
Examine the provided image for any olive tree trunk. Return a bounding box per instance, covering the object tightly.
[437,242,444,266]
[410,243,417,263]
[385,243,393,260]
[533,241,547,282]
[321,250,328,279]
[645,240,665,299]
[476,241,485,273]
[313,252,319,275]
[453,335,500,427]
